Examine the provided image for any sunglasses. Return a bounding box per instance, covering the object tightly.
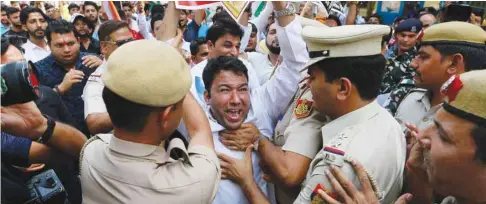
[104,38,135,47]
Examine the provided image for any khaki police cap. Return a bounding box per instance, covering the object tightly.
[300,24,390,71]
[441,70,486,126]
[421,21,486,47]
[102,40,192,107]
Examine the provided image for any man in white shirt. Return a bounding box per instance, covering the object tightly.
[247,22,281,85]
[20,7,50,63]
[82,20,134,135]
[183,6,309,203]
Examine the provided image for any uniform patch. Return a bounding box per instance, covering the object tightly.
[294,99,313,119]
[310,184,337,204]
[441,75,463,103]
[322,146,345,167]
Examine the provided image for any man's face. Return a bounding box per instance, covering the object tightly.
[326,19,339,27]
[73,19,90,37]
[205,70,250,130]
[420,14,437,29]
[46,8,55,18]
[69,7,80,15]
[418,108,482,196]
[84,5,98,23]
[1,45,24,64]
[245,32,257,52]
[101,27,133,59]
[410,45,453,89]
[24,12,47,39]
[307,65,338,117]
[266,23,280,54]
[397,31,418,51]
[1,11,8,25]
[208,34,241,58]
[49,32,80,65]
[123,6,132,20]
[8,11,21,27]
[368,17,380,24]
[10,3,20,10]
[192,44,209,65]
[179,10,188,27]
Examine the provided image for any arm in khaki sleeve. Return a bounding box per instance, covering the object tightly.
[182,93,214,149]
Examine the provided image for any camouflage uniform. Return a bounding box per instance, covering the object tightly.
[380,46,418,115]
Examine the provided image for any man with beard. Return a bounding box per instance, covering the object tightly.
[1,5,10,35]
[395,22,486,133]
[34,19,102,136]
[71,14,100,55]
[2,7,28,49]
[184,1,309,203]
[247,22,282,85]
[82,1,101,41]
[20,7,50,63]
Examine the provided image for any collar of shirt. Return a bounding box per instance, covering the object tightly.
[321,100,381,138]
[23,39,50,51]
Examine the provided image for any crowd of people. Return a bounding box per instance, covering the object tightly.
[1,1,486,204]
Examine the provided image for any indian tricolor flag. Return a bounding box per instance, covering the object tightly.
[102,1,121,20]
[176,1,221,10]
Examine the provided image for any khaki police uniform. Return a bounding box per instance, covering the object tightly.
[294,24,406,204]
[80,40,221,203]
[395,21,486,132]
[395,89,440,131]
[272,85,329,204]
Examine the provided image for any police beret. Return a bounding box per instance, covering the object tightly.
[102,40,192,107]
[421,21,486,47]
[395,18,423,33]
[441,70,486,126]
[301,24,390,70]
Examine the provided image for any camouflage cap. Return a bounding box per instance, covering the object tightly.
[441,70,486,126]
[421,21,486,48]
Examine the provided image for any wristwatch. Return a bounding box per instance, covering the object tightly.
[274,3,296,18]
[253,135,266,151]
[36,114,56,144]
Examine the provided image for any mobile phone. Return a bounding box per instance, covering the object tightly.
[443,4,472,22]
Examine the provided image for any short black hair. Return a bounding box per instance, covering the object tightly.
[1,4,8,12]
[430,44,486,71]
[249,22,257,34]
[44,3,54,11]
[313,54,386,100]
[117,9,126,20]
[367,13,382,24]
[190,37,207,56]
[471,124,486,164]
[68,3,80,11]
[6,7,19,18]
[103,87,160,133]
[98,20,129,41]
[46,19,74,44]
[206,18,243,45]
[83,1,99,12]
[151,4,165,17]
[144,3,150,12]
[203,56,248,96]
[20,7,47,25]
[327,15,342,26]
[122,2,133,9]
[212,10,232,23]
[1,37,10,56]
[150,13,164,32]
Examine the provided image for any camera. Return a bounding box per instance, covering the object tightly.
[1,60,41,106]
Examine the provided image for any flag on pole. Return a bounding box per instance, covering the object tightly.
[102,1,121,20]
[252,1,265,18]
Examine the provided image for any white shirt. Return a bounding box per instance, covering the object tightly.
[82,61,107,119]
[21,40,50,63]
[247,52,276,85]
[181,18,309,204]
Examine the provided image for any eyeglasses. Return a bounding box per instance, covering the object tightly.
[103,38,135,47]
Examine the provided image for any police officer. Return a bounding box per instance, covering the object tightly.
[380,18,423,115]
[79,40,220,203]
[396,21,486,131]
[294,24,405,204]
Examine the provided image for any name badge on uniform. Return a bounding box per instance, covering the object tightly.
[322,146,345,167]
[87,74,101,83]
